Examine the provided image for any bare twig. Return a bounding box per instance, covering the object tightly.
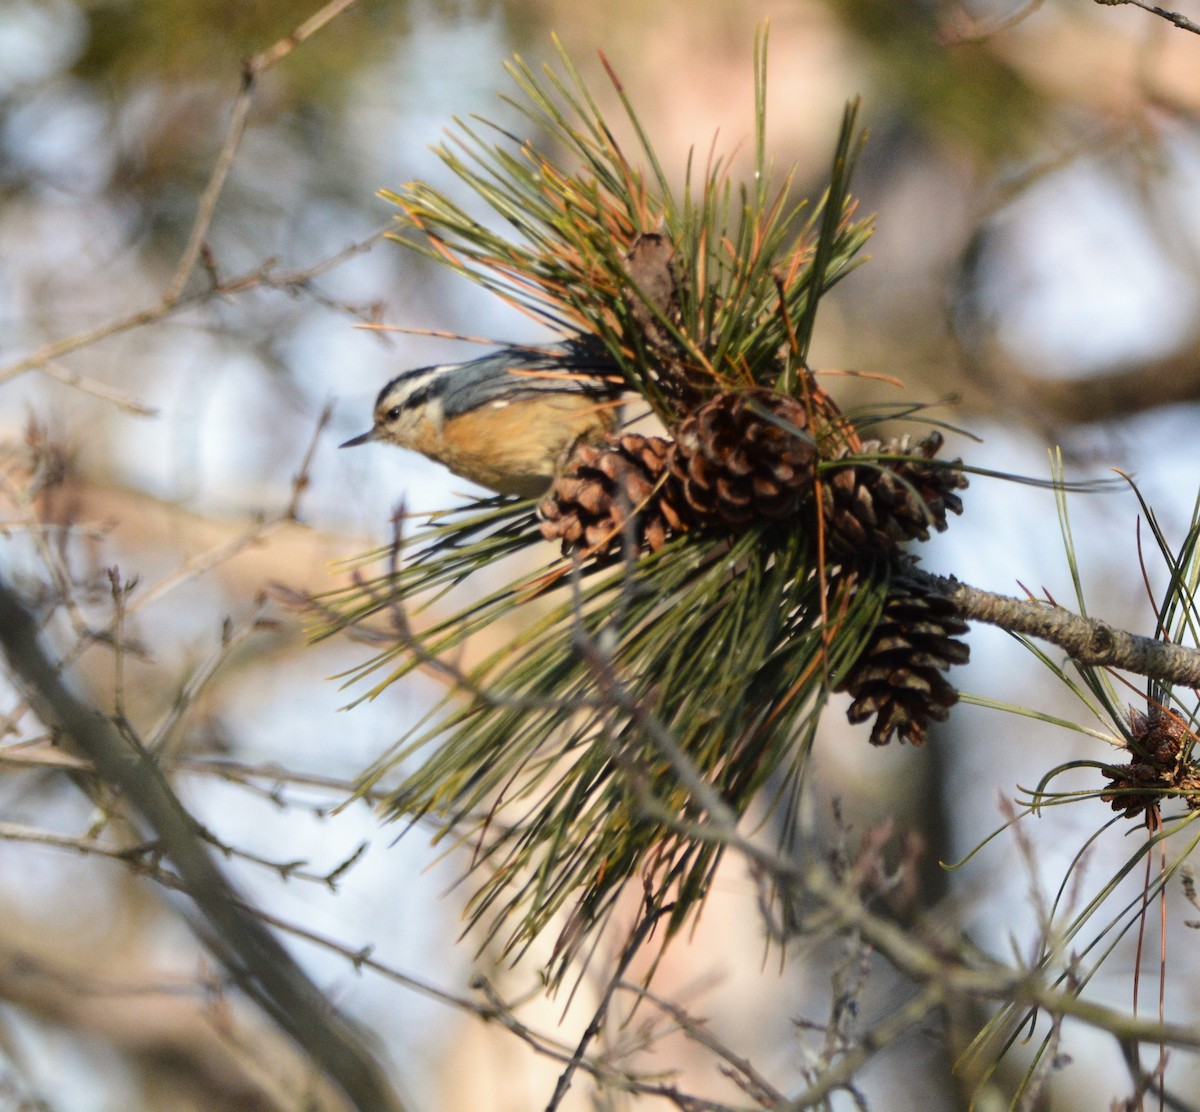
[0,745,388,809]
[1095,0,1200,34]
[39,360,159,417]
[780,988,945,1112]
[0,233,388,397]
[286,402,333,520]
[127,404,330,618]
[545,909,665,1112]
[630,986,785,1107]
[1016,1012,1066,1112]
[0,580,407,1112]
[165,0,364,301]
[163,73,254,303]
[145,615,265,757]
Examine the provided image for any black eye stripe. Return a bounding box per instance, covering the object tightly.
[376,376,446,421]
[400,385,432,412]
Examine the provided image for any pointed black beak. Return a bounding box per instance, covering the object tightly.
[339,428,379,449]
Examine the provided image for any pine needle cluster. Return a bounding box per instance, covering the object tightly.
[312,33,970,980]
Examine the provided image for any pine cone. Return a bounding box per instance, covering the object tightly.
[539,434,685,559]
[838,575,970,746]
[821,432,967,558]
[1101,707,1200,819]
[669,390,818,528]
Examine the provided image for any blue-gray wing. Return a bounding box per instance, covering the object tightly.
[439,337,622,416]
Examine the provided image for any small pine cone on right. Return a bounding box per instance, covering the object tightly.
[821,432,968,559]
[837,575,970,746]
[1101,706,1200,819]
[539,433,685,560]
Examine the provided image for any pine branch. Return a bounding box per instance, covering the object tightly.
[319,30,1196,1001]
[909,567,1200,687]
[312,36,970,976]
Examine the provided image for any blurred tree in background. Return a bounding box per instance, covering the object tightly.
[2,1,1200,1109]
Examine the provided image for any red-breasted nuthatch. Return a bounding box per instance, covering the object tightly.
[340,337,624,497]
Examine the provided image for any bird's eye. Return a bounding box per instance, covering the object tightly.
[385,405,403,422]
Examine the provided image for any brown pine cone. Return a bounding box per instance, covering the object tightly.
[539,434,685,559]
[1101,707,1199,819]
[669,390,819,528]
[838,575,970,746]
[821,432,967,558]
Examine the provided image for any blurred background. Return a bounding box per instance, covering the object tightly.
[2,0,1200,1108]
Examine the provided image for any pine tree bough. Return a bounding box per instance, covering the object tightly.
[910,567,1200,688]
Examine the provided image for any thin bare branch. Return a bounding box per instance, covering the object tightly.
[165,0,364,301]
[545,910,665,1112]
[630,986,785,1107]
[0,234,387,392]
[39,359,159,417]
[145,616,265,756]
[0,579,407,1112]
[1095,0,1200,34]
[780,988,945,1112]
